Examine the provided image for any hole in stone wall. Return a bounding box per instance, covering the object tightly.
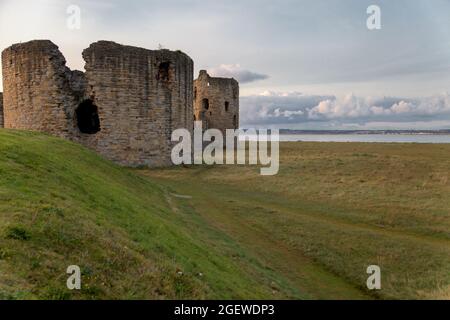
[202,98,209,110]
[194,87,197,100]
[158,62,170,81]
[225,101,229,112]
[76,99,100,134]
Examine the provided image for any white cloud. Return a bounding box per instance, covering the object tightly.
[391,101,414,114]
[240,91,450,129]
[308,93,450,120]
[240,91,331,125]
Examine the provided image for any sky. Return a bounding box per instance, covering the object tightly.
[1,0,450,129]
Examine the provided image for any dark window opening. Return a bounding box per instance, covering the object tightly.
[225,101,229,112]
[233,115,237,128]
[194,115,196,121]
[194,87,197,100]
[157,62,170,81]
[202,98,209,110]
[76,99,100,134]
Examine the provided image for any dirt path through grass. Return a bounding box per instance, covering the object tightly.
[146,175,371,299]
[141,145,450,300]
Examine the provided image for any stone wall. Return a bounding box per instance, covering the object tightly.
[1,40,83,138]
[81,41,193,167]
[0,92,3,127]
[194,70,239,134]
[1,40,194,167]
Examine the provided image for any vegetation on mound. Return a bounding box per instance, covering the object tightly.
[0,129,302,299]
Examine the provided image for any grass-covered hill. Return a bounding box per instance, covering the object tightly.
[1,129,449,299]
[0,129,307,299]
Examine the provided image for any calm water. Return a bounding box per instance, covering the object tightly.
[241,134,450,143]
[280,134,450,143]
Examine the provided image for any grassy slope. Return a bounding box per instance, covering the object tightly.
[0,129,323,300]
[143,142,450,300]
[1,129,448,299]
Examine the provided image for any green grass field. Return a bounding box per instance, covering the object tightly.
[0,129,449,299]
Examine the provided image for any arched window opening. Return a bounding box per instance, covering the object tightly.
[225,101,229,112]
[76,99,100,134]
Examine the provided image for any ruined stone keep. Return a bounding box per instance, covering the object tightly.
[1,40,194,167]
[1,40,241,167]
[194,70,239,134]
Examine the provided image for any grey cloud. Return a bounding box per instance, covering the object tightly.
[240,91,333,125]
[208,64,269,84]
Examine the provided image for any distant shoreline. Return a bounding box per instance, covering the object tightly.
[278,129,450,135]
[239,131,450,143]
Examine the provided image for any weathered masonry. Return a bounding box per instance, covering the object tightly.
[1,41,241,167]
[194,70,239,134]
[1,40,194,167]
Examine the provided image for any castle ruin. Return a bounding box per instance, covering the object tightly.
[0,40,239,167]
[194,70,239,134]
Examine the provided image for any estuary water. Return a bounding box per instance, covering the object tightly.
[241,134,450,143]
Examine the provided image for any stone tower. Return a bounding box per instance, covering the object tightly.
[193,70,239,133]
[1,41,79,137]
[1,40,194,167]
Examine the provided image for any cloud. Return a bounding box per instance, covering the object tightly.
[240,91,450,129]
[307,93,450,120]
[208,64,268,84]
[240,91,332,125]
